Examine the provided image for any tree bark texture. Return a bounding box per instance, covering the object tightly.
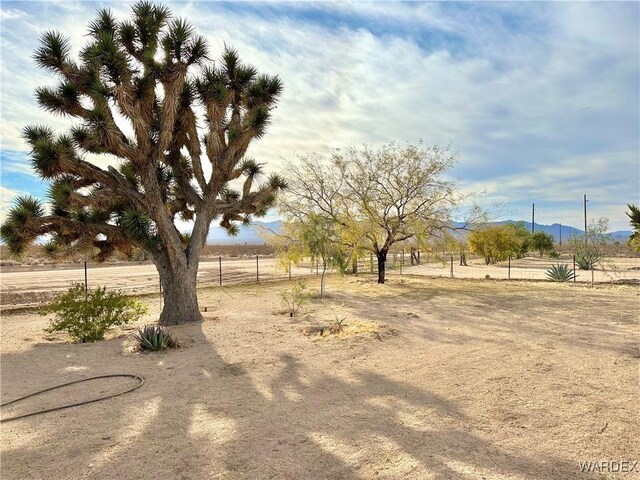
[158,261,203,325]
[377,250,388,284]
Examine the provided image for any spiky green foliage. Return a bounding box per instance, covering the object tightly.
[626,204,640,253]
[574,249,601,270]
[42,284,147,343]
[2,1,284,276]
[134,324,179,351]
[546,264,576,282]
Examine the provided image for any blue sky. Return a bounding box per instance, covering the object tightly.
[1,1,638,231]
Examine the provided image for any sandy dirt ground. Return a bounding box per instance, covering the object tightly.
[1,275,638,479]
[0,258,313,307]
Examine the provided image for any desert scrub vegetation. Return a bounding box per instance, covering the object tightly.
[134,325,179,351]
[468,222,531,264]
[274,142,482,285]
[281,281,310,317]
[546,264,576,282]
[42,284,147,342]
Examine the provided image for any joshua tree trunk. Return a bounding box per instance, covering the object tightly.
[377,249,388,284]
[157,261,203,325]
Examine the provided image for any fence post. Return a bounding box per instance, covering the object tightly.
[591,270,594,288]
[289,261,292,280]
[573,256,576,282]
[450,256,454,278]
[256,255,259,283]
[508,255,511,280]
[370,254,373,273]
[219,256,222,286]
[400,249,404,274]
[316,259,319,275]
[84,261,88,292]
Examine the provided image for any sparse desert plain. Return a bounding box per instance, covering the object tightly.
[1,275,638,479]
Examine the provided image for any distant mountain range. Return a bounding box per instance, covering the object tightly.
[207,219,632,245]
[455,220,631,244]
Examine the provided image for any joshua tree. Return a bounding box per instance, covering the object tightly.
[0,2,285,325]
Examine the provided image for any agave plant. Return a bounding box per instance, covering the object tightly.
[134,325,178,351]
[546,264,576,282]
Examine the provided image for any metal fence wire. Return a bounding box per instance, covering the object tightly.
[2,251,639,311]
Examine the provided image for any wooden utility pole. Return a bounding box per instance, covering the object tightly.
[531,203,535,233]
[559,223,562,245]
[584,194,588,246]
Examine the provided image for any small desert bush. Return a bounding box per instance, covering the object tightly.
[330,316,347,334]
[42,284,147,342]
[575,249,601,270]
[546,264,576,282]
[134,325,179,351]
[548,250,560,258]
[281,281,310,316]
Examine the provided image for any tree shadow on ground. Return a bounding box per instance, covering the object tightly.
[1,303,588,479]
[333,277,638,359]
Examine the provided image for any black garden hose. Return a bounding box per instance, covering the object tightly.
[1,374,144,423]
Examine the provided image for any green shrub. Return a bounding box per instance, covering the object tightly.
[281,281,310,316]
[575,249,601,270]
[42,284,147,342]
[546,264,576,282]
[134,325,179,351]
[548,250,560,258]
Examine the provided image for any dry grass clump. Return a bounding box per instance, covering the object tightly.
[302,318,386,340]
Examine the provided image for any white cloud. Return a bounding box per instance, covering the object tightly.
[0,8,28,21]
[0,185,21,223]
[0,1,637,231]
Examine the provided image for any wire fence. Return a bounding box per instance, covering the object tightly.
[356,250,640,284]
[0,256,319,310]
[2,251,639,311]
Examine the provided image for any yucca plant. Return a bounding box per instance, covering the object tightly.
[546,264,576,282]
[134,325,178,351]
[575,250,601,270]
[626,204,640,253]
[0,2,285,326]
